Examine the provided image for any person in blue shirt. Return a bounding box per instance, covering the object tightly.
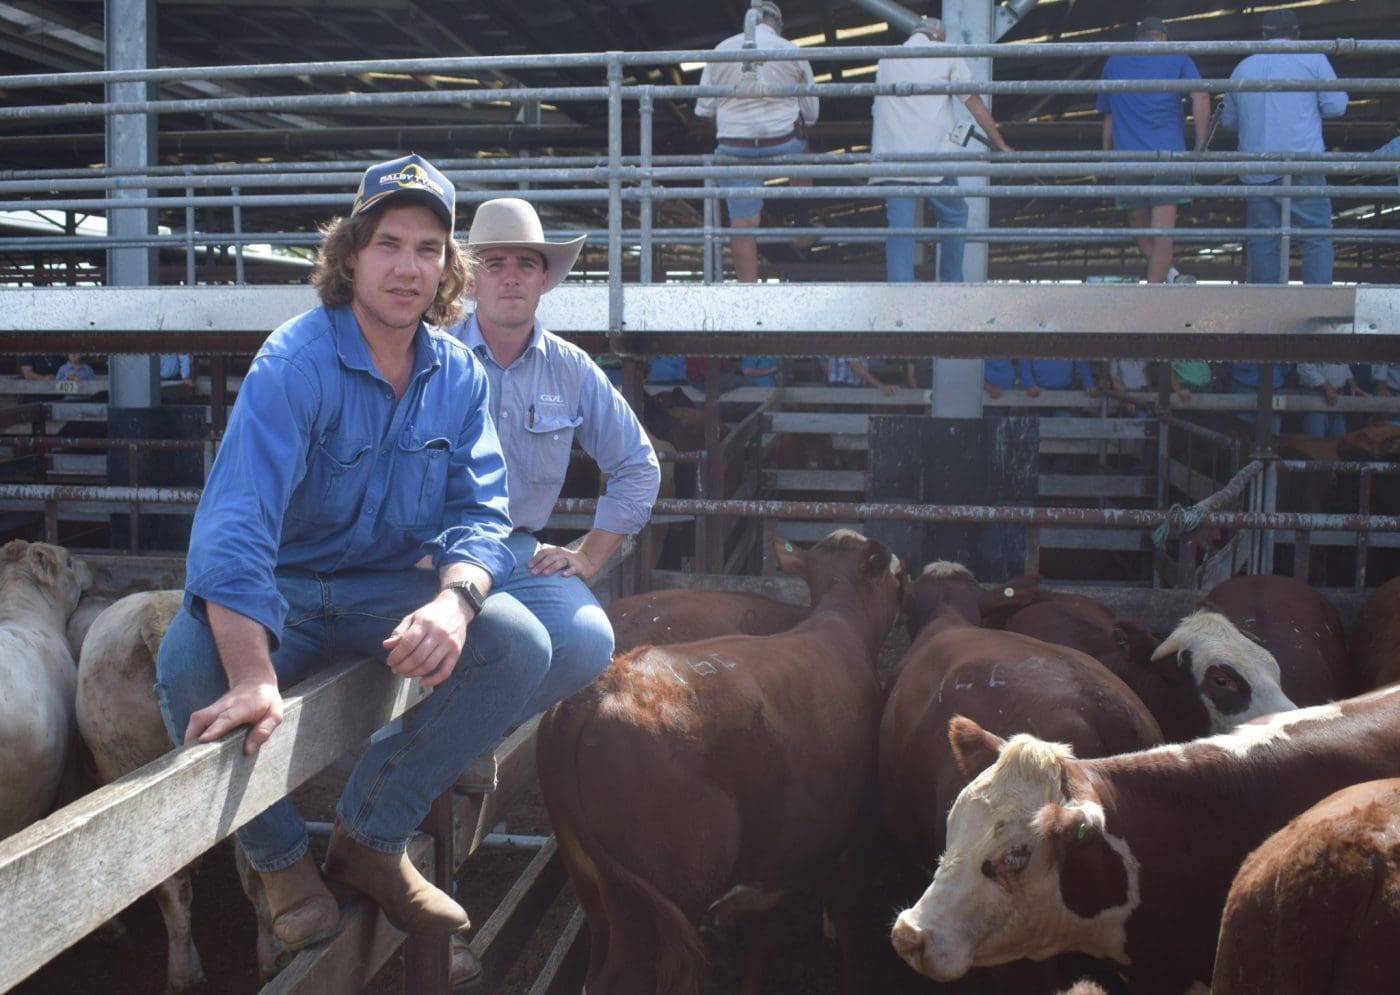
[1220,8,1348,286]
[159,353,193,386]
[153,155,552,953]
[451,198,661,730]
[1098,17,1210,284]
[18,354,63,380]
[55,353,95,381]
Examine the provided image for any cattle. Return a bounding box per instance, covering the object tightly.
[73,589,212,991]
[1348,575,1400,692]
[537,529,904,994]
[1213,777,1400,995]
[0,539,92,840]
[890,685,1400,995]
[873,564,1159,994]
[607,587,808,654]
[1202,573,1350,705]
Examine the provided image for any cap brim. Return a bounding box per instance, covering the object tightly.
[355,188,454,232]
[467,236,585,291]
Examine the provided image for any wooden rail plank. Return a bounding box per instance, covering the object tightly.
[0,656,428,992]
[467,838,569,992]
[527,905,588,995]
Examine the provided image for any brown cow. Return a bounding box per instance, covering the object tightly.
[537,529,903,995]
[890,685,1400,995]
[1203,573,1350,704]
[1213,777,1400,995]
[1349,576,1400,692]
[873,564,1159,994]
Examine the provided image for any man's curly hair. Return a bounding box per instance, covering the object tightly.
[309,211,473,328]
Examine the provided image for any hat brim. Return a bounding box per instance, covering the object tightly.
[355,187,454,233]
[467,235,586,292]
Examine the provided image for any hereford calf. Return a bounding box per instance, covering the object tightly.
[538,530,903,995]
[1349,576,1400,692]
[1214,777,1400,995]
[890,685,1400,995]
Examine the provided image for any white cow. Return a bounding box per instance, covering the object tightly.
[0,539,91,840]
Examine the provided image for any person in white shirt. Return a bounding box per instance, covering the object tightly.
[695,2,818,283]
[871,17,1012,284]
[1296,362,1364,437]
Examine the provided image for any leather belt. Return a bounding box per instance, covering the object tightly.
[719,132,797,148]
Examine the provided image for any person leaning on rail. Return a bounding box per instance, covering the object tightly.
[1097,15,1210,285]
[153,153,554,951]
[449,197,661,729]
[694,1,819,284]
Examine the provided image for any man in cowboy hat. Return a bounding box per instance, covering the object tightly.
[452,197,660,720]
[155,154,552,951]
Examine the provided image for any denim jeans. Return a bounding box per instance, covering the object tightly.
[154,566,551,871]
[1244,176,1333,285]
[497,530,614,723]
[1299,408,1346,438]
[885,178,969,284]
[715,137,807,221]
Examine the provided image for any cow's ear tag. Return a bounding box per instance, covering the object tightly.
[1076,822,1088,841]
[784,543,794,553]
[1003,587,1015,598]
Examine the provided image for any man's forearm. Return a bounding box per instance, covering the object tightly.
[207,601,278,688]
[571,528,626,568]
[439,560,494,597]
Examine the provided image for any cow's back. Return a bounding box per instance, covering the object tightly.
[1214,777,1400,995]
[606,588,808,654]
[1206,574,1349,704]
[1350,577,1400,693]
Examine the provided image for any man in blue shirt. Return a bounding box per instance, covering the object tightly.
[1098,17,1210,283]
[1221,8,1348,285]
[154,155,552,952]
[452,198,660,725]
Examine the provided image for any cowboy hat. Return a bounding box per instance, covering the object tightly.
[465,198,585,293]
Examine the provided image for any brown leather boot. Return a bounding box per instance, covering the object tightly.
[321,824,469,935]
[257,852,340,951]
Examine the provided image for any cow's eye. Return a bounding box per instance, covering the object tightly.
[998,846,1030,873]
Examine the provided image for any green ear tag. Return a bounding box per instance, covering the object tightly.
[1003,587,1015,598]
[1077,823,1088,840]
[784,543,794,553]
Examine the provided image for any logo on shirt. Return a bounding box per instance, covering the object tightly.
[538,393,564,403]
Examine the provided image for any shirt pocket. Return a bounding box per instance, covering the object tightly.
[521,408,582,489]
[288,433,374,526]
[387,432,453,528]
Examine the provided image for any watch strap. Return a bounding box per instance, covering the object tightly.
[444,579,486,615]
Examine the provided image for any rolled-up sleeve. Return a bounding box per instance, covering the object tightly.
[574,364,660,535]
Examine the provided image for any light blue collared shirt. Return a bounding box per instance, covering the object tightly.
[185,303,514,641]
[160,354,192,379]
[1221,42,1347,184]
[452,313,659,535]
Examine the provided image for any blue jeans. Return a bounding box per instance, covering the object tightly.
[715,137,807,221]
[885,178,969,284]
[1300,407,1346,438]
[1244,176,1333,285]
[496,531,614,723]
[154,566,551,871]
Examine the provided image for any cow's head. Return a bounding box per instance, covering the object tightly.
[1151,611,1296,733]
[774,529,905,639]
[890,717,1138,981]
[2,539,93,619]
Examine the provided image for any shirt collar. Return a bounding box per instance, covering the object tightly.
[328,303,440,379]
[459,312,546,369]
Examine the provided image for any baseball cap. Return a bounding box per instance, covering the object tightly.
[1136,16,1168,36]
[351,153,455,232]
[1261,9,1300,30]
[758,2,783,27]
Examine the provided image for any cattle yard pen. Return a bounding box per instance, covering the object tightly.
[3,33,1400,995]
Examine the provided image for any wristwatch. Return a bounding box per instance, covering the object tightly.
[443,579,487,615]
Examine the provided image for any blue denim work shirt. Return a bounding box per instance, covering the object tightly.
[184,303,515,643]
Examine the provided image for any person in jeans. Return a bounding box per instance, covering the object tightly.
[155,154,552,953]
[872,16,1013,284]
[1221,8,1347,285]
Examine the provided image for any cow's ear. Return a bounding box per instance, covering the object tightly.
[772,537,804,576]
[1037,804,1129,918]
[949,715,1005,779]
[861,540,893,578]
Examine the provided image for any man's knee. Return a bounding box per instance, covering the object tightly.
[467,601,552,684]
[153,607,226,744]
